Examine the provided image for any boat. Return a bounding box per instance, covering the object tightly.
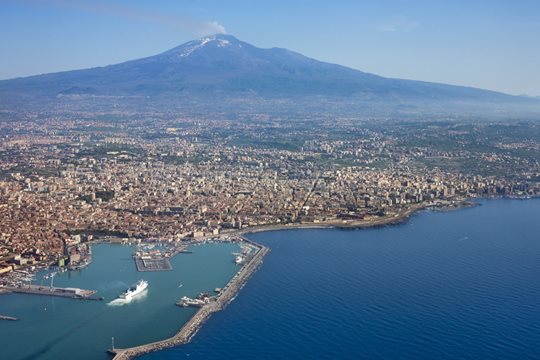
[176,296,208,307]
[118,280,148,299]
[235,255,244,265]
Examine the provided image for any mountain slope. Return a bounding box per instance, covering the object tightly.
[0,34,537,111]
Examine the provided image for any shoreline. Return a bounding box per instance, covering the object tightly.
[106,198,476,360]
[235,198,477,235]
[1,196,531,358]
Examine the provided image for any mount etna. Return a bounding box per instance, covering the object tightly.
[1,34,538,116]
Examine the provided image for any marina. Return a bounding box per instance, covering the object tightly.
[133,244,191,272]
[109,237,269,359]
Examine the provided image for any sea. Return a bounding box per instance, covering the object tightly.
[1,199,539,360]
[139,198,540,360]
[0,242,241,360]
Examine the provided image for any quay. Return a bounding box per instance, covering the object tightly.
[109,238,270,359]
[2,284,102,300]
[135,258,172,272]
[133,244,191,272]
[0,314,19,321]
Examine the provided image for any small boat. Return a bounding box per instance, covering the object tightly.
[235,255,244,265]
[177,296,208,307]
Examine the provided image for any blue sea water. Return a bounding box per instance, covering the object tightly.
[140,199,540,360]
[0,243,240,360]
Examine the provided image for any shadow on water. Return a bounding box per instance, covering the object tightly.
[20,304,113,360]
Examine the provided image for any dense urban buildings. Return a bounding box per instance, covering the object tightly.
[1,113,539,277]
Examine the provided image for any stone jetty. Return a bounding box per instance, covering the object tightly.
[110,239,269,359]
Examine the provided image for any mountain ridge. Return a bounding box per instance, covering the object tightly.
[0,34,538,115]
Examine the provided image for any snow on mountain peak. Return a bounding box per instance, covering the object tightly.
[171,35,233,58]
[217,39,230,47]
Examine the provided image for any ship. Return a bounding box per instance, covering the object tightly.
[118,279,148,299]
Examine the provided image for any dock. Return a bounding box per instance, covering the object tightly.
[133,244,191,272]
[135,258,172,272]
[109,238,269,359]
[2,284,102,300]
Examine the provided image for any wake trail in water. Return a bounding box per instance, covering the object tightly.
[107,298,131,306]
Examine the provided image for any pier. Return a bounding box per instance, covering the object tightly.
[135,258,172,272]
[109,238,269,359]
[2,284,102,300]
[133,244,191,272]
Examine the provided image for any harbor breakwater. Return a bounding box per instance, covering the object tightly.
[109,239,269,359]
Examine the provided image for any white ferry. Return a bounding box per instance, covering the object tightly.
[118,279,148,299]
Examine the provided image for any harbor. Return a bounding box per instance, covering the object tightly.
[0,240,245,360]
[0,234,264,359]
[109,237,269,359]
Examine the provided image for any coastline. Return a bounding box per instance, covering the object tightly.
[236,198,477,235]
[106,198,476,359]
[2,196,530,359]
[107,198,482,359]
[128,196,540,360]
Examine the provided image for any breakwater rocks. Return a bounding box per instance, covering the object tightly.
[110,241,269,359]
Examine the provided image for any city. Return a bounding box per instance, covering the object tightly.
[1,2,540,359]
[1,114,538,278]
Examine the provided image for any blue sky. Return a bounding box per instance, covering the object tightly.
[1,0,540,95]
